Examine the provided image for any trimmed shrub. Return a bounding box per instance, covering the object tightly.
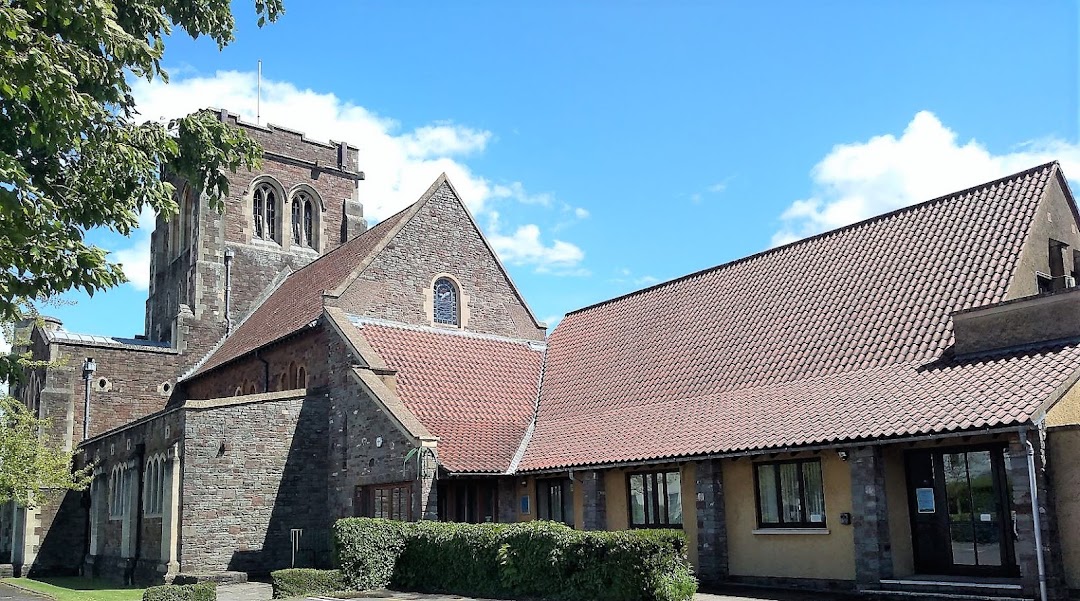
[333,518,697,601]
[270,568,347,598]
[332,517,408,591]
[143,582,217,601]
[394,521,508,597]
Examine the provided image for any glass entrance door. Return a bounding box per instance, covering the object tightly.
[906,446,1018,576]
[942,450,1004,568]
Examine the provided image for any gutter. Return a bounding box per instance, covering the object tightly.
[516,424,1024,475]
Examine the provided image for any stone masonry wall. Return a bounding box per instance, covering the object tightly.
[73,409,184,583]
[146,112,363,375]
[181,393,329,574]
[333,180,546,341]
[50,341,179,442]
[322,331,431,521]
[184,327,331,400]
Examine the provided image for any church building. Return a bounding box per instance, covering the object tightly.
[7,110,1080,601]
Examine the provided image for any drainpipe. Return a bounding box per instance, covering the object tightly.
[1022,427,1048,601]
[224,248,234,335]
[81,358,96,440]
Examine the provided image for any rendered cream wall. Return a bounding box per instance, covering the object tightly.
[723,452,856,581]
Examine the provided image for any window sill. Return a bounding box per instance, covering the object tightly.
[752,527,830,535]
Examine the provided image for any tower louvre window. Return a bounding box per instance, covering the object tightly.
[290,191,317,249]
[291,199,302,245]
[253,182,278,242]
[253,191,264,238]
[303,199,314,247]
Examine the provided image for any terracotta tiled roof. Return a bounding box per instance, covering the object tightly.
[519,162,1080,470]
[194,207,412,376]
[355,319,544,473]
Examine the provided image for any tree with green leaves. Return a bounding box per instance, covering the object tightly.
[0,394,91,507]
[0,0,284,384]
[0,0,284,503]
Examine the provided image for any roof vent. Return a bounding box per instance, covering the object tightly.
[952,288,1080,356]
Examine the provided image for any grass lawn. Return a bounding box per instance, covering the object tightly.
[3,577,145,601]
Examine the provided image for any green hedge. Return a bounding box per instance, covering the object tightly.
[270,569,346,598]
[142,582,216,601]
[332,518,697,601]
[332,517,409,591]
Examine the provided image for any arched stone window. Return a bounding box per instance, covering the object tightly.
[433,278,459,326]
[109,465,127,519]
[143,454,167,517]
[288,362,297,389]
[297,366,307,388]
[252,181,279,242]
[288,188,320,250]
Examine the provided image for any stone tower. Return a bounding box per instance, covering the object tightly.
[144,110,368,367]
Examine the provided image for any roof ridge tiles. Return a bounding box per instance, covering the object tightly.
[566,161,1057,318]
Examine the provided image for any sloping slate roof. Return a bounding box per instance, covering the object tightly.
[519,162,1075,470]
[356,320,544,473]
[195,207,412,375]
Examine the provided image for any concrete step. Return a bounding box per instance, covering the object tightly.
[873,578,1028,601]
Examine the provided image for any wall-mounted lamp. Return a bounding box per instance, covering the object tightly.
[837,450,849,462]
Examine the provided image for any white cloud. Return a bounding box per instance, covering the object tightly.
[486,212,586,275]
[773,111,1080,246]
[574,207,590,219]
[130,70,514,219]
[111,205,156,290]
[609,267,659,287]
[113,69,582,286]
[491,181,554,206]
[708,180,731,193]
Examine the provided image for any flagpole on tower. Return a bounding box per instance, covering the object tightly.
[257,59,262,125]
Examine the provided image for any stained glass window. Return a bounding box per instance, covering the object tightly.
[434,278,458,325]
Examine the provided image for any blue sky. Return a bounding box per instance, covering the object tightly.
[46,1,1080,337]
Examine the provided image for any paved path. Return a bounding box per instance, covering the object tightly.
[0,584,47,601]
[218,582,273,601]
[305,587,857,601]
